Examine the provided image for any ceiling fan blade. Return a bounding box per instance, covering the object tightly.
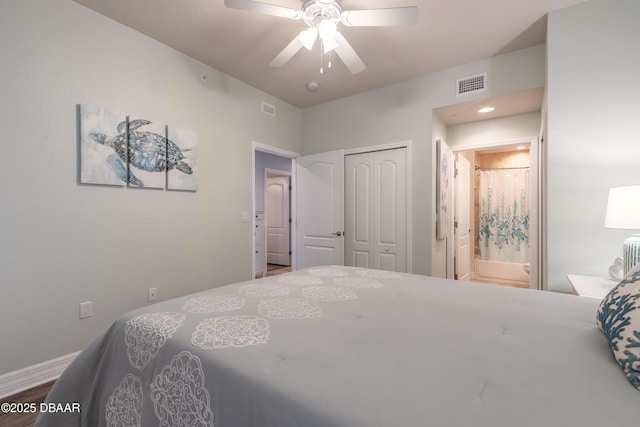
[341,6,418,26]
[334,32,366,74]
[270,36,304,68]
[224,0,301,19]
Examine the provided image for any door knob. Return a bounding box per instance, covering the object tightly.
[332,231,343,237]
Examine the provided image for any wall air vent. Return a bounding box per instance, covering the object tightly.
[456,72,487,97]
[261,101,276,117]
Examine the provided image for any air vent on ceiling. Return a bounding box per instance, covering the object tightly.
[456,72,487,97]
[261,101,276,117]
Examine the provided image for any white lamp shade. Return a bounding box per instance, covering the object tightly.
[605,185,640,230]
[322,36,339,53]
[298,28,318,50]
[319,20,338,53]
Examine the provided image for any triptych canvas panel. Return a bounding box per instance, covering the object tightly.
[79,104,198,191]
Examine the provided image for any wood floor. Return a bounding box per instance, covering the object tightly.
[266,263,291,277]
[469,278,530,289]
[0,381,54,427]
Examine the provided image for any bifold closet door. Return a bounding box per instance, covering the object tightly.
[345,148,407,272]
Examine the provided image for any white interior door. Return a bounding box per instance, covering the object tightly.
[266,176,290,266]
[455,154,471,281]
[345,148,407,272]
[295,150,345,269]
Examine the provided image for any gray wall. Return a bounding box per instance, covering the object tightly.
[0,0,301,375]
[430,112,449,278]
[546,0,640,292]
[302,46,546,276]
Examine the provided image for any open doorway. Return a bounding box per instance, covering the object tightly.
[454,142,534,289]
[252,143,299,278]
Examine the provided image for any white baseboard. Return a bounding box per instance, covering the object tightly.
[0,352,79,399]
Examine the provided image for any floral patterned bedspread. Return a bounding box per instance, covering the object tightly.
[35,266,640,427]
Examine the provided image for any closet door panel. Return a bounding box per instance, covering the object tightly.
[345,154,373,268]
[373,149,407,272]
[346,148,407,272]
[377,159,398,245]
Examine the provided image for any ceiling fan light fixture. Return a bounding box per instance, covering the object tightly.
[318,20,338,53]
[298,27,318,50]
[322,35,339,53]
[318,19,337,40]
[225,0,418,75]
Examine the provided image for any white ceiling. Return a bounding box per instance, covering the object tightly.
[73,0,584,115]
[434,87,544,125]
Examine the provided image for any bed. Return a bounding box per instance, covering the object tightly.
[35,266,640,426]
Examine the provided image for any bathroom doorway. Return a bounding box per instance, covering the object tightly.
[450,136,540,290]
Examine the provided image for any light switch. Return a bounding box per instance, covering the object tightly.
[79,301,92,319]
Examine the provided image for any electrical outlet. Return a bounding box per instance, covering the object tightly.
[148,287,157,302]
[79,301,92,319]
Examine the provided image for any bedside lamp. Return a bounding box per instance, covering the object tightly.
[605,185,640,275]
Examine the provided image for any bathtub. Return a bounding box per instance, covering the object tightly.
[474,258,530,287]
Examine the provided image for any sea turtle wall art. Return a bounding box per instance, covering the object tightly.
[80,104,127,186]
[79,104,197,191]
[167,127,198,191]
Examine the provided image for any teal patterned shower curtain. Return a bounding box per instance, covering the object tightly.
[479,168,530,263]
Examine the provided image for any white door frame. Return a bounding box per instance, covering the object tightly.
[252,142,299,279]
[450,136,541,290]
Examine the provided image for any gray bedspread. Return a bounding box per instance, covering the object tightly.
[35,266,640,426]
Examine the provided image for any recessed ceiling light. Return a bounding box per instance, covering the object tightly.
[478,107,495,113]
[516,145,526,150]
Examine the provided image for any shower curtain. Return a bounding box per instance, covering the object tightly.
[479,168,530,263]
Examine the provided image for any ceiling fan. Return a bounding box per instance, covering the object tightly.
[224,0,419,74]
